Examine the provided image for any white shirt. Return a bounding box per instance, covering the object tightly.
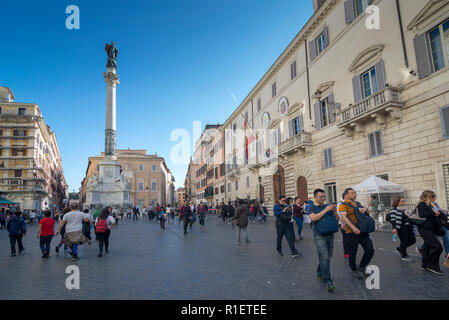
[63,211,90,233]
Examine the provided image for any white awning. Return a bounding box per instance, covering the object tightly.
[352,176,404,194]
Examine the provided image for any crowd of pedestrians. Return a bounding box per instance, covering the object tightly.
[2,186,449,295]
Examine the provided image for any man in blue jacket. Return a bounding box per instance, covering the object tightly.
[274,196,300,258]
[7,210,27,256]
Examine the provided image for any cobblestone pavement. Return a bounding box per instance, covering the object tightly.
[1,215,448,300]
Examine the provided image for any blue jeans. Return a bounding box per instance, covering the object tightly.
[39,235,53,254]
[443,227,449,255]
[313,232,334,285]
[293,216,304,237]
[199,213,205,226]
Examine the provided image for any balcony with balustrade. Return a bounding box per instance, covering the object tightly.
[278,132,312,157]
[338,87,404,137]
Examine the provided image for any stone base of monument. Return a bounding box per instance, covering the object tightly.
[84,156,131,210]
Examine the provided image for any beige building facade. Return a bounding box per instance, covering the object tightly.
[176,187,186,206]
[80,149,174,208]
[221,0,449,213]
[0,87,68,210]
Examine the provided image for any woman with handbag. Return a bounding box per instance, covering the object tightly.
[389,197,415,262]
[416,190,444,275]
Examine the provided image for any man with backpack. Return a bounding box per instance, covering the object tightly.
[233,199,249,243]
[306,189,338,293]
[273,196,301,258]
[7,210,26,256]
[338,188,375,279]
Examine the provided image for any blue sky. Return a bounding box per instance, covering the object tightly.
[1,0,313,191]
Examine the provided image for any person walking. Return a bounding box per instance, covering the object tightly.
[36,210,54,258]
[55,206,71,254]
[189,202,196,229]
[431,200,449,268]
[29,210,36,225]
[369,195,381,228]
[389,196,416,262]
[416,191,444,274]
[306,189,339,293]
[82,209,93,245]
[249,203,256,223]
[293,197,305,240]
[7,210,26,256]
[273,196,301,258]
[198,202,207,229]
[0,208,6,230]
[227,202,235,226]
[170,206,175,223]
[159,207,166,230]
[233,200,250,243]
[260,203,268,224]
[220,202,227,223]
[180,203,192,235]
[55,203,90,261]
[336,197,350,259]
[95,208,116,257]
[338,188,375,279]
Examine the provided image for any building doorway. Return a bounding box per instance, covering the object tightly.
[296,176,308,203]
[273,166,285,204]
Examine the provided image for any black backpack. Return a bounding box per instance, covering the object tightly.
[343,202,375,234]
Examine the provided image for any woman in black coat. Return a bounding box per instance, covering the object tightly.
[417,190,443,274]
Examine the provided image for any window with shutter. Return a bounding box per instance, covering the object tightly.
[344,0,355,25]
[309,39,318,61]
[429,20,449,72]
[368,132,375,157]
[272,83,277,97]
[375,131,383,155]
[290,61,297,79]
[314,102,322,130]
[374,59,386,92]
[316,32,326,55]
[288,120,294,138]
[323,148,333,169]
[352,75,363,103]
[328,93,335,124]
[414,32,433,78]
[368,130,383,157]
[440,105,449,139]
[320,98,330,127]
[323,26,329,48]
[361,67,377,98]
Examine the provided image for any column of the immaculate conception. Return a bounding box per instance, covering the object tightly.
[104,66,118,157]
[83,41,131,210]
